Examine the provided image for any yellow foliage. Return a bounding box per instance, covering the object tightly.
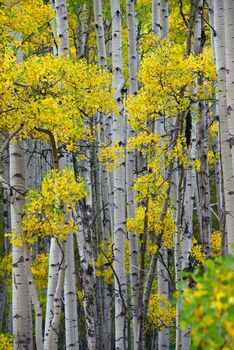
[168,136,188,168]
[31,253,49,292]
[0,0,54,54]
[148,293,176,330]
[0,54,116,150]
[0,334,13,350]
[22,168,87,243]
[99,142,124,172]
[127,200,175,250]
[181,255,234,349]
[210,231,222,255]
[125,239,130,274]
[96,240,113,285]
[127,40,215,131]
[210,121,219,137]
[191,238,206,266]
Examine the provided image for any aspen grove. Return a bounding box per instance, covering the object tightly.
[0,0,234,349]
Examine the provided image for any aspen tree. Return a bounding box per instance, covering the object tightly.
[10,137,33,350]
[160,0,168,39]
[126,1,140,349]
[194,2,211,252]
[208,0,223,226]
[223,0,234,252]
[152,0,161,36]
[177,3,205,348]
[10,7,33,346]
[77,4,86,60]
[225,0,234,174]
[152,2,170,348]
[213,0,234,253]
[93,1,112,348]
[110,0,127,348]
[45,2,79,349]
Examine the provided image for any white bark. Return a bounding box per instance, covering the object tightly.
[44,240,60,350]
[94,0,107,67]
[110,1,127,349]
[157,249,170,349]
[126,1,139,349]
[197,101,211,252]
[214,0,234,252]
[160,0,168,39]
[225,0,234,173]
[77,4,85,59]
[24,246,43,350]
[10,141,33,350]
[47,242,66,349]
[152,0,161,37]
[54,0,69,57]
[11,24,33,349]
[64,233,79,350]
[75,202,98,350]
[154,2,170,348]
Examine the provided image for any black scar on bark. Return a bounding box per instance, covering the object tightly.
[185,110,192,147]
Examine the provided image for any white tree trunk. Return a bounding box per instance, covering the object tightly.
[126,1,139,349]
[110,1,127,349]
[47,242,66,349]
[10,24,33,349]
[75,202,98,350]
[225,0,234,174]
[64,233,79,350]
[160,0,168,39]
[94,0,107,68]
[77,4,85,59]
[24,245,43,350]
[54,0,69,57]
[44,240,60,350]
[10,141,33,350]
[152,0,161,37]
[214,0,234,252]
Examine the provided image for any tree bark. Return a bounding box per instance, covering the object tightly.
[110,1,127,349]
[214,0,234,253]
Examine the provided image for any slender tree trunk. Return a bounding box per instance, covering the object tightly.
[77,4,86,59]
[47,241,66,349]
[44,239,60,350]
[64,233,79,350]
[160,0,168,39]
[197,101,211,253]
[214,0,234,252]
[74,199,98,350]
[24,245,43,350]
[154,2,170,348]
[10,140,33,350]
[10,22,33,348]
[126,1,139,349]
[152,0,161,37]
[225,0,234,174]
[110,1,127,349]
[94,0,107,68]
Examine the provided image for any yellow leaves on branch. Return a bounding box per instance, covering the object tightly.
[148,293,176,330]
[127,200,175,250]
[0,54,116,150]
[0,0,54,53]
[191,238,206,266]
[98,141,124,172]
[22,168,87,244]
[0,334,13,350]
[128,131,161,158]
[210,231,222,255]
[126,40,216,131]
[96,240,113,284]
